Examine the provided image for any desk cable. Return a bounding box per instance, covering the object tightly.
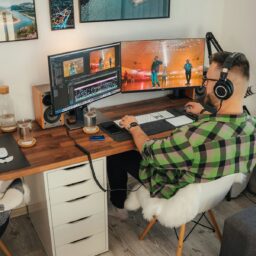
[65,127,142,193]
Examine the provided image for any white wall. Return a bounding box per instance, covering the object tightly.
[0,0,225,119]
[219,0,256,115]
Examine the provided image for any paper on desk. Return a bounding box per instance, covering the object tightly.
[151,110,174,119]
[166,115,194,127]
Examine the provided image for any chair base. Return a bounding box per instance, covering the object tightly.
[139,210,222,256]
[0,240,12,256]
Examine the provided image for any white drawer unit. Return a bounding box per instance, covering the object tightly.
[25,157,108,256]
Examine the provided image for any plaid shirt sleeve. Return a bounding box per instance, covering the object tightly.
[140,129,194,170]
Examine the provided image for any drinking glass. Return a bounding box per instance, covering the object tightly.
[83,108,97,132]
[17,119,33,145]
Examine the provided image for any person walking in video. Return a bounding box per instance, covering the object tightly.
[69,62,76,76]
[151,56,162,87]
[99,57,104,71]
[109,57,112,68]
[162,66,167,87]
[184,59,192,85]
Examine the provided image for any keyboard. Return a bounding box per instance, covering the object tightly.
[114,110,174,126]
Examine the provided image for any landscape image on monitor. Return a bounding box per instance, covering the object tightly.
[90,47,116,74]
[63,57,84,77]
[121,39,205,92]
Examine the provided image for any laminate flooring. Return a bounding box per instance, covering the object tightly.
[1,191,255,256]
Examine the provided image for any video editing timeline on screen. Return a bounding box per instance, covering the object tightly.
[73,72,120,105]
[48,42,121,115]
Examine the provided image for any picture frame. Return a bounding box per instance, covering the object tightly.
[0,0,38,43]
[79,0,171,23]
[49,0,75,30]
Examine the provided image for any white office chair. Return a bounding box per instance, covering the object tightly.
[125,173,246,256]
[0,179,30,256]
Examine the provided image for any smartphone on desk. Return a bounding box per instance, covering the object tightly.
[89,135,105,141]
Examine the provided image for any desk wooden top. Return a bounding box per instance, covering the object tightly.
[0,97,188,180]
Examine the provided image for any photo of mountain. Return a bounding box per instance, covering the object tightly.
[0,0,38,42]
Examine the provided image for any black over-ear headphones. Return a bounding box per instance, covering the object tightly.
[214,52,243,100]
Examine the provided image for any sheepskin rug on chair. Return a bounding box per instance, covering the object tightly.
[124,174,246,228]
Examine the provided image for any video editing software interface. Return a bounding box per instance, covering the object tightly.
[48,42,121,115]
[121,38,205,92]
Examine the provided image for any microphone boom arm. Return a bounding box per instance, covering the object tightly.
[206,32,224,62]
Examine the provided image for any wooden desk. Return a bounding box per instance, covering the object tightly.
[0,96,188,180]
[1,96,189,256]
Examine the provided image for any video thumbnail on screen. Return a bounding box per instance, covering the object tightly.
[63,57,84,77]
[90,47,116,73]
[121,39,205,92]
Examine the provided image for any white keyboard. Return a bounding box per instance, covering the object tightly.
[114,110,174,127]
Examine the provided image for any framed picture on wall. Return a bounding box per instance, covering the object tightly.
[49,0,75,30]
[79,0,171,23]
[0,0,38,43]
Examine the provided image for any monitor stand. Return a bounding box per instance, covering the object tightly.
[65,106,86,130]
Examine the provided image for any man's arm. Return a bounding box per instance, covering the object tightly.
[119,115,149,153]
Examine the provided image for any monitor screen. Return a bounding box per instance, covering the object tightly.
[48,42,121,115]
[121,38,205,92]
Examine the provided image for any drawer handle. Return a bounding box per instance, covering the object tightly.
[64,163,88,171]
[70,235,92,244]
[65,179,89,187]
[66,195,89,203]
[68,216,90,224]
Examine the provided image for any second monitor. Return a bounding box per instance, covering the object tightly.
[121,38,205,92]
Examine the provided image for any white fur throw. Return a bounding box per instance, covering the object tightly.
[125,173,245,228]
[0,178,30,212]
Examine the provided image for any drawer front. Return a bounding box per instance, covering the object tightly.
[51,192,105,227]
[54,212,105,247]
[56,232,107,256]
[47,159,104,189]
[49,177,104,205]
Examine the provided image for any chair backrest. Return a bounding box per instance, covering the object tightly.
[158,173,245,228]
[125,173,246,229]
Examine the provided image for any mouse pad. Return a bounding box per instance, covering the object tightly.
[0,134,30,173]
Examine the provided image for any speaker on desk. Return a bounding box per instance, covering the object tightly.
[32,84,64,129]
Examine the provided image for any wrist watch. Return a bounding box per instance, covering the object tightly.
[200,108,206,114]
[127,122,139,130]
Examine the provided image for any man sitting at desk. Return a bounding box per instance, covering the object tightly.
[107,52,256,220]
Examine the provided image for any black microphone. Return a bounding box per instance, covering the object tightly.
[244,86,256,98]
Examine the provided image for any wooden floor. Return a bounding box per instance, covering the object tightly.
[1,192,255,256]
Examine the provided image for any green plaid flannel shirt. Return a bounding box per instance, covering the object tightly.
[139,113,256,199]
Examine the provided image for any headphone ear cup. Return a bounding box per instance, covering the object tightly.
[214,79,234,100]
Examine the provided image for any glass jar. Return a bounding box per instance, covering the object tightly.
[0,85,16,132]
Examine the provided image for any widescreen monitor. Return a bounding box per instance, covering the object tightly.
[48,42,121,115]
[121,38,205,92]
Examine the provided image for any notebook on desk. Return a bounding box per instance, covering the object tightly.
[0,134,30,172]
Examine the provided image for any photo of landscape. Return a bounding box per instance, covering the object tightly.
[49,0,75,30]
[0,0,38,42]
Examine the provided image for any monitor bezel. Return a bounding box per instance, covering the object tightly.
[120,38,205,93]
[48,42,121,115]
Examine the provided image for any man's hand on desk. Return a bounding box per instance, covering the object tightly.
[119,115,150,153]
[184,102,207,115]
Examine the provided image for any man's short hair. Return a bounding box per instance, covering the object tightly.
[211,51,250,80]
